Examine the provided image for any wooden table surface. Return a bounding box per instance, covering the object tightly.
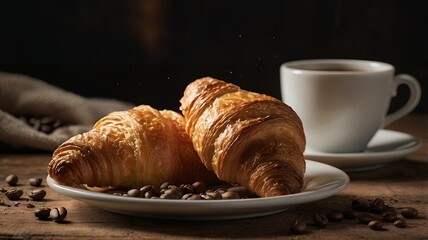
[1,114,427,239]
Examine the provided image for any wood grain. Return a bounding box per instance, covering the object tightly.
[1,114,427,239]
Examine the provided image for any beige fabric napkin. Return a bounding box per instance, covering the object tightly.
[0,72,134,151]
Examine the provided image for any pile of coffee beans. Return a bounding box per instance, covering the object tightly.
[289,197,420,235]
[111,181,255,200]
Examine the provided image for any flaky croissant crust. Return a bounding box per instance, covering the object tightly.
[48,105,219,188]
[180,77,306,197]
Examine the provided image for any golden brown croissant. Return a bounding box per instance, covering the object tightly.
[48,105,220,188]
[180,77,306,197]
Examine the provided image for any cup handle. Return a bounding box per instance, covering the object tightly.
[384,74,421,127]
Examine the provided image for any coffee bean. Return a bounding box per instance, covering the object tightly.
[393,219,407,228]
[357,214,373,224]
[50,207,67,222]
[221,191,240,199]
[140,185,160,196]
[205,191,222,200]
[144,191,155,199]
[29,178,43,187]
[313,212,329,227]
[192,181,206,194]
[383,213,398,223]
[343,209,360,219]
[327,210,344,222]
[160,182,173,190]
[401,207,418,219]
[368,220,384,231]
[381,210,397,217]
[139,185,153,194]
[28,189,47,201]
[200,193,215,200]
[182,193,202,200]
[290,220,307,234]
[5,174,18,186]
[160,187,183,199]
[214,188,227,194]
[370,198,385,213]
[35,207,51,220]
[180,184,194,194]
[127,189,141,197]
[5,188,23,200]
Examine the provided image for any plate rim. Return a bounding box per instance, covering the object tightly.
[47,160,349,220]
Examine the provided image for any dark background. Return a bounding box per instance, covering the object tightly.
[0,0,427,113]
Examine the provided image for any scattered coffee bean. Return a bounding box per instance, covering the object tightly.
[29,178,43,187]
[127,189,141,197]
[192,181,206,194]
[180,184,194,194]
[35,207,51,220]
[160,186,183,199]
[5,174,18,186]
[343,209,360,219]
[383,213,398,223]
[400,207,418,219]
[139,185,152,194]
[181,193,194,200]
[26,203,35,208]
[50,207,67,222]
[200,193,216,200]
[214,188,227,194]
[357,213,373,224]
[144,191,155,199]
[205,191,222,200]
[327,210,344,222]
[370,198,385,213]
[290,220,307,234]
[368,220,384,231]
[313,212,329,227]
[182,193,202,200]
[221,191,240,199]
[393,219,408,228]
[28,189,47,201]
[5,188,23,200]
[160,182,173,190]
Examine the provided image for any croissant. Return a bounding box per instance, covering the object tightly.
[48,105,220,188]
[180,77,306,197]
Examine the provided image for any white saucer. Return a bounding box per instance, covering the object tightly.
[304,129,422,172]
[47,160,349,220]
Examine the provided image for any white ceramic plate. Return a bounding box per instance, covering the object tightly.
[304,129,422,172]
[47,160,349,220]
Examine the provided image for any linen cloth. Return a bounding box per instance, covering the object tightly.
[0,72,133,151]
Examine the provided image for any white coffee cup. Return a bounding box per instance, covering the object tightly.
[280,59,421,153]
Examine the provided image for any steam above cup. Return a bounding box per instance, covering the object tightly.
[280,59,421,153]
